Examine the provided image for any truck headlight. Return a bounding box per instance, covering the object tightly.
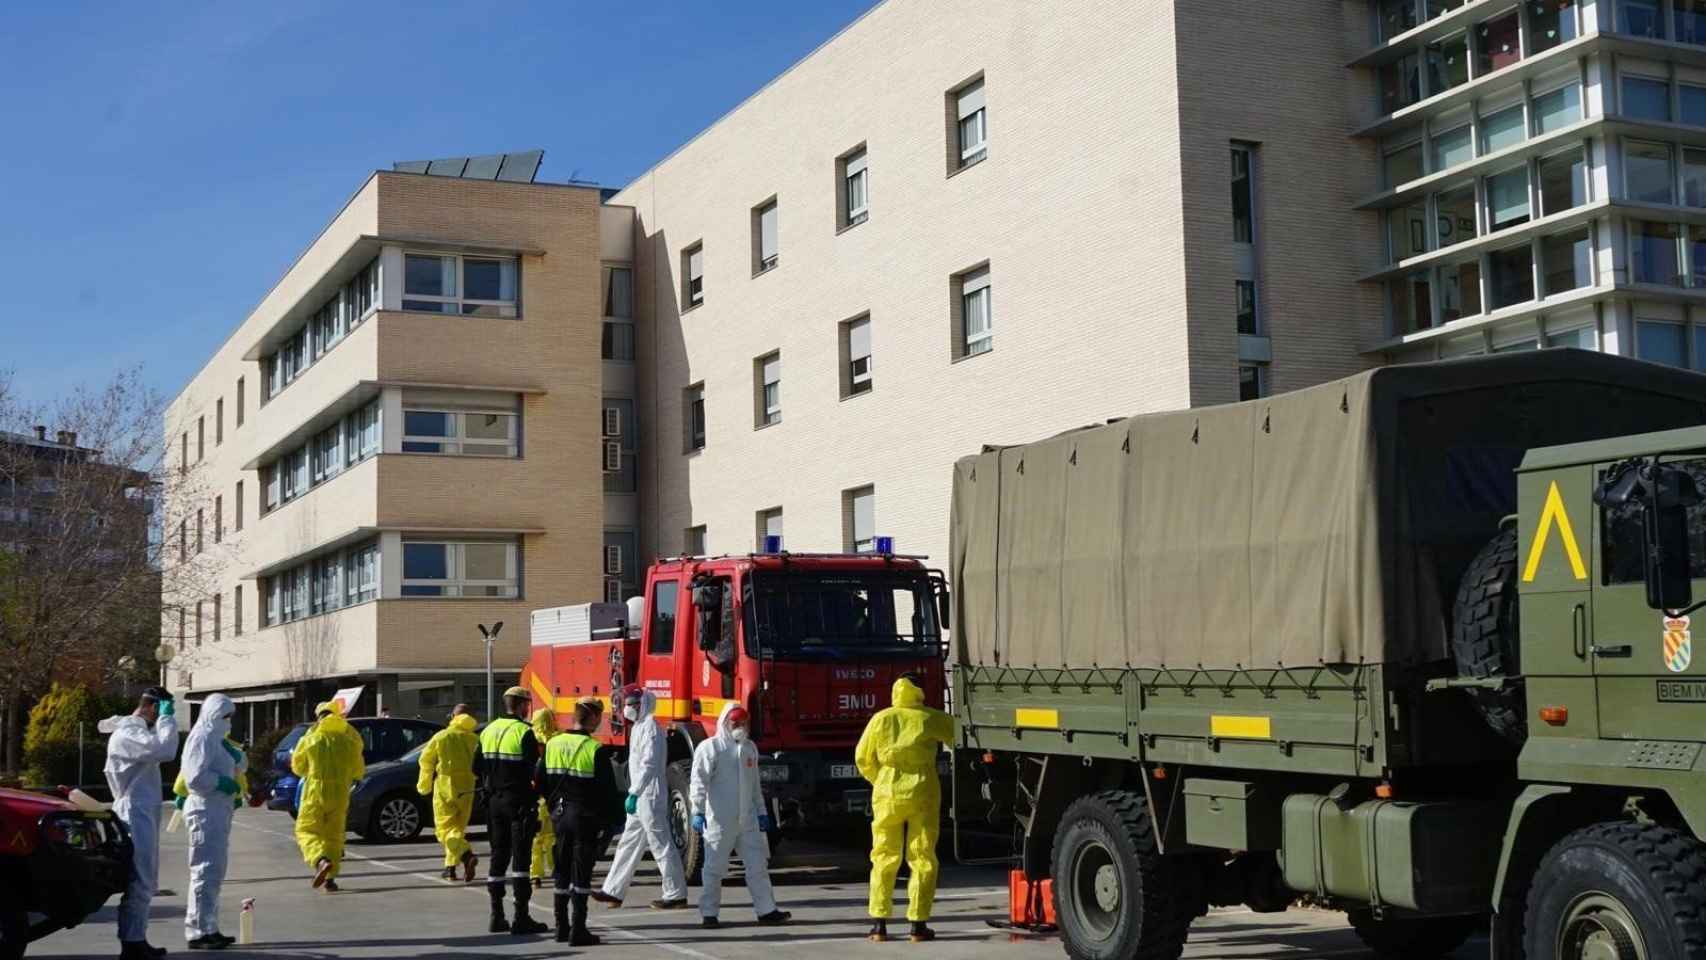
[759,764,791,784]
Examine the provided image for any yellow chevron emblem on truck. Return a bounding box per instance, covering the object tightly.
[1522,480,1587,582]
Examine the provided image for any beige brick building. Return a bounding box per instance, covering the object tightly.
[163,163,628,722]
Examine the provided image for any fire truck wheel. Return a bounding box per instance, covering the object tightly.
[1051,790,1191,960]
[1347,910,1479,958]
[666,761,704,884]
[1525,820,1706,960]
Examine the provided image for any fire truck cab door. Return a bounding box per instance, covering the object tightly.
[689,576,738,727]
[641,573,691,723]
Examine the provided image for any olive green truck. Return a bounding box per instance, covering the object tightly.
[949,351,1706,960]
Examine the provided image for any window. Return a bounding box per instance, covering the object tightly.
[757,508,783,549]
[956,266,993,358]
[1691,226,1706,286]
[346,399,381,466]
[216,399,224,445]
[1684,84,1706,125]
[685,383,705,452]
[1475,9,1522,75]
[1680,0,1706,43]
[263,465,280,512]
[310,423,342,484]
[178,606,185,643]
[1538,147,1588,215]
[197,417,205,462]
[214,496,222,544]
[1381,0,1419,40]
[1624,77,1672,122]
[685,525,706,556]
[1236,281,1260,335]
[1391,273,1432,333]
[195,601,202,646]
[602,319,635,361]
[1548,324,1597,350]
[1542,226,1593,294]
[1632,221,1683,284]
[234,481,243,532]
[1531,0,1579,53]
[603,406,621,438]
[846,485,875,553]
[178,520,186,563]
[1639,320,1688,364]
[1381,53,1422,113]
[1239,364,1269,401]
[1488,243,1535,308]
[1627,141,1675,204]
[842,148,869,227]
[648,580,678,655]
[234,585,242,637]
[1686,148,1706,207]
[213,593,221,642]
[1532,85,1581,135]
[1487,167,1531,231]
[1440,260,1482,323]
[1433,124,1474,171]
[955,78,987,168]
[603,266,635,361]
[756,352,781,427]
[345,543,379,606]
[236,377,244,427]
[401,409,518,457]
[181,432,188,475]
[401,540,519,598]
[843,315,873,397]
[1480,104,1526,155]
[402,254,517,316]
[753,200,778,274]
[1386,139,1424,188]
[1231,145,1255,243]
[1426,33,1470,94]
[196,508,204,554]
[1437,183,1478,247]
[603,440,622,473]
[683,243,704,308]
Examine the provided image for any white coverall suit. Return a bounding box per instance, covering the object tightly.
[181,693,245,941]
[101,708,180,945]
[689,703,777,920]
[600,690,688,903]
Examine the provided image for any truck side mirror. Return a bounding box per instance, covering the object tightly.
[1645,497,1694,612]
[937,590,951,631]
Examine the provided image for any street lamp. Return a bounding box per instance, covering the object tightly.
[477,622,504,721]
[155,643,176,688]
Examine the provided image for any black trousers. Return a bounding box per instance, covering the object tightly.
[550,802,603,895]
[487,790,537,904]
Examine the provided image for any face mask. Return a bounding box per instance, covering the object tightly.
[730,727,749,743]
[623,706,639,721]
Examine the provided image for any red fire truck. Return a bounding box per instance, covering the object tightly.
[522,550,950,875]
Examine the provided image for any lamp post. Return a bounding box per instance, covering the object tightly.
[155,643,176,689]
[477,622,503,721]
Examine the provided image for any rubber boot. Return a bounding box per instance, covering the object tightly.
[510,879,548,936]
[869,919,889,942]
[909,921,935,943]
[553,892,571,943]
[570,894,601,947]
[488,884,510,933]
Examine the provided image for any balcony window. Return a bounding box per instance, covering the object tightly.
[1488,244,1536,308]
[1679,0,1706,43]
[1487,167,1531,232]
[1624,77,1672,122]
[1542,226,1593,293]
[1532,84,1581,134]
[1530,0,1579,53]
[1682,84,1706,125]
[1236,280,1260,336]
[1626,141,1676,204]
[1440,260,1482,322]
[603,266,632,318]
[401,409,518,457]
[1437,183,1479,247]
[1622,0,1662,36]
[1389,202,1430,261]
[1686,149,1706,207]
[1475,10,1522,75]
[402,540,519,598]
[1386,139,1425,187]
[402,254,517,316]
[1433,124,1473,171]
[1538,147,1588,215]
[1691,226,1706,285]
[1382,54,1422,114]
[1481,103,1526,154]
[1382,0,1419,40]
[1639,320,1688,365]
[1391,273,1432,334]
[1632,221,1683,284]
[1426,34,1470,94]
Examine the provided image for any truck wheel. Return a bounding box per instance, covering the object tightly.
[1050,790,1191,960]
[666,762,704,884]
[1451,527,1526,743]
[1348,910,1479,958]
[1525,821,1706,959]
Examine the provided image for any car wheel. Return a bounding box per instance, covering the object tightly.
[368,792,425,844]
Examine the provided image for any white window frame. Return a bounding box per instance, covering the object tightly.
[758,353,781,427]
[401,539,519,599]
[960,267,993,357]
[956,79,987,167]
[401,408,518,457]
[345,543,379,606]
[685,244,704,307]
[401,252,519,317]
[846,317,872,395]
[756,201,779,273]
[844,149,869,225]
[847,485,876,553]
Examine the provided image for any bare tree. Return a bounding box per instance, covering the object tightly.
[0,367,231,774]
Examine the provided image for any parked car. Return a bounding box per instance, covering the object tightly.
[265,717,439,816]
[0,787,131,960]
[351,742,487,843]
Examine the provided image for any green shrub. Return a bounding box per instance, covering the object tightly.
[23,683,130,786]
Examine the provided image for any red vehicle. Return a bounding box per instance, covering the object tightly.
[0,787,132,960]
[524,550,949,874]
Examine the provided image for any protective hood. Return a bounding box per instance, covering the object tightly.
[633,688,658,721]
[891,677,924,709]
[448,712,478,734]
[314,700,341,718]
[713,701,742,743]
[98,714,140,735]
[530,707,558,741]
[316,711,352,737]
[181,694,237,797]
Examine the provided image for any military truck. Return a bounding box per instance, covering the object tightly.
[949,351,1706,960]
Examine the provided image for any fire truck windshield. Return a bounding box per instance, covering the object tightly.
[745,572,940,660]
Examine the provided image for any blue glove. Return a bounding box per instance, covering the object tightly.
[216,776,241,797]
[624,794,638,816]
[758,814,774,833]
[691,814,706,833]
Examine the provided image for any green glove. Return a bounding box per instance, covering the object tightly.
[624,794,638,816]
[158,697,175,718]
[174,794,185,811]
[233,794,244,810]
[216,776,241,796]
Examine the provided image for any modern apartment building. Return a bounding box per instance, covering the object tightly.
[163,159,619,718]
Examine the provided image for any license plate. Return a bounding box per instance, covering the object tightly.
[830,764,859,780]
[845,790,871,815]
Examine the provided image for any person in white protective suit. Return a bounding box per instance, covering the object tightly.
[101,686,180,960]
[180,693,245,950]
[687,703,791,929]
[597,687,689,909]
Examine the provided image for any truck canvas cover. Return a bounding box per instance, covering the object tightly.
[951,351,1706,671]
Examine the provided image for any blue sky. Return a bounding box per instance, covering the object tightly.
[0,0,877,409]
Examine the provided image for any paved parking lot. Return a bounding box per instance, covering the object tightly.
[29,808,1484,958]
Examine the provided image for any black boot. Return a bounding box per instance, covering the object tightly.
[909,921,935,943]
[488,884,510,933]
[509,880,548,936]
[553,890,571,943]
[869,919,889,942]
[570,894,601,947]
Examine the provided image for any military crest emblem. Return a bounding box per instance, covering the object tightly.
[1664,615,1693,674]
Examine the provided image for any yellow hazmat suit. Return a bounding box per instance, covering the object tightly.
[291,702,366,880]
[528,707,560,881]
[855,677,955,922]
[417,712,480,869]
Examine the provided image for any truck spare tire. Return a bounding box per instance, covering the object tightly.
[1451,527,1525,743]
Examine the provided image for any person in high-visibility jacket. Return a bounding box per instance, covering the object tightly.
[539,697,622,945]
[417,704,480,882]
[475,687,546,935]
[292,700,365,891]
[528,706,560,887]
[855,674,955,943]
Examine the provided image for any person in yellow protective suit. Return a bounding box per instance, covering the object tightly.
[528,706,560,888]
[292,701,366,891]
[418,704,481,883]
[855,674,955,943]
